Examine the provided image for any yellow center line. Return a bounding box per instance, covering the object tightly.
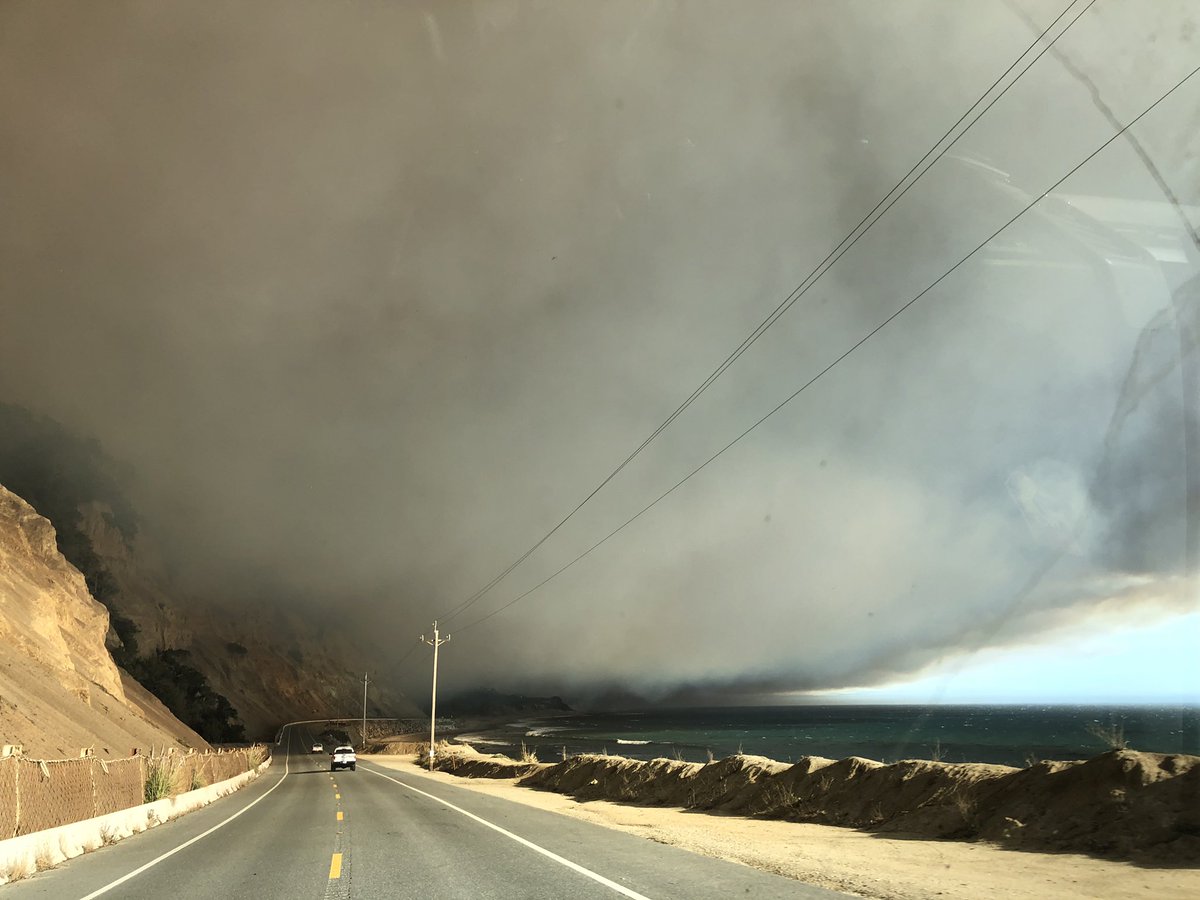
[329,852,343,879]
[335,793,341,799]
[337,811,344,821]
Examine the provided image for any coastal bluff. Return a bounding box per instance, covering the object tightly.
[428,743,1199,863]
[0,484,206,757]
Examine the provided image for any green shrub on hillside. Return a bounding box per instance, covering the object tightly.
[126,649,246,743]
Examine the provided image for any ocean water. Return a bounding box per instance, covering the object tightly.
[455,705,1199,767]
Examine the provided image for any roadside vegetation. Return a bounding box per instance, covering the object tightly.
[1085,720,1129,750]
[144,752,184,802]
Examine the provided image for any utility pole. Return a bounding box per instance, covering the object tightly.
[420,621,449,771]
[361,672,371,750]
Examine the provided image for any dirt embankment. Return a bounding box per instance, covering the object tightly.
[423,743,1199,864]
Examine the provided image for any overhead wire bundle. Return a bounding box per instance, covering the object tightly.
[433,0,1098,633]
[396,2,1196,670]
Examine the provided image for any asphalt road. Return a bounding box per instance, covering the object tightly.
[5,724,852,899]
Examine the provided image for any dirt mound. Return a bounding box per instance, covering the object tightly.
[972,751,1200,859]
[370,740,427,756]
[424,743,542,779]
[521,752,798,809]
[517,749,1199,863]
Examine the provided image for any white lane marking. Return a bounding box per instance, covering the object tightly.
[75,728,295,900]
[362,764,653,900]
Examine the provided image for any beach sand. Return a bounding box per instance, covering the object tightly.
[368,755,1199,900]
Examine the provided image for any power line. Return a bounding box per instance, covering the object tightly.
[437,0,1095,627]
[453,60,1200,635]
[379,636,424,679]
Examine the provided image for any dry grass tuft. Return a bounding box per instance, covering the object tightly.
[950,786,977,827]
[34,844,58,871]
[144,753,183,802]
[1085,721,1128,750]
[759,783,800,816]
[1,857,34,883]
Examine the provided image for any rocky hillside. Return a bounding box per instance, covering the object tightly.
[76,500,420,738]
[0,485,207,757]
[0,403,420,741]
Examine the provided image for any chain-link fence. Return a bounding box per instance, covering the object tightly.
[92,757,145,817]
[174,749,253,793]
[16,759,94,835]
[0,747,268,838]
[0,757,17,840]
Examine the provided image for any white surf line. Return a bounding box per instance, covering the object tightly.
[75,727,295,900]
[362,764,654,900]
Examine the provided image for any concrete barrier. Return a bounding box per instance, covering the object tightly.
[0,757,271,884]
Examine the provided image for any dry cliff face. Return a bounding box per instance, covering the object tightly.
[0,485,207,757]
[77,502,420,738]
[0,486,122,701]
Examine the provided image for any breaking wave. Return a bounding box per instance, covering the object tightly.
[457,736,511,747]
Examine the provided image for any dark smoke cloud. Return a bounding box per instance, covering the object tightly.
[1,1,1196,703]
[1092,280,1199,577]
